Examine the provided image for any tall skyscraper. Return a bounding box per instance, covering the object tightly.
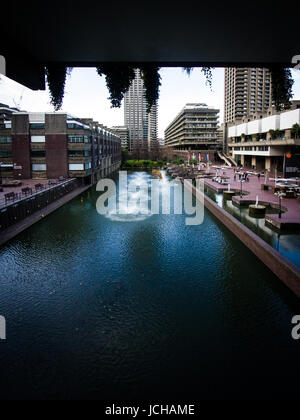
[224,68,272,124]
[124,69,158,152]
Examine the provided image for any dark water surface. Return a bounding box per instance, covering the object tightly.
[0,171,299,400]
[204,186,300,268]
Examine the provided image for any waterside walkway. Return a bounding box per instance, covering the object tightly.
[204,167,300,231]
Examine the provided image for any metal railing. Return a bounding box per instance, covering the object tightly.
[0,178,77,209]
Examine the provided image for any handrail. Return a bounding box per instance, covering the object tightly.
[0,179,77,209]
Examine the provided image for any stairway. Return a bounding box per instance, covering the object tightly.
[218,151,237,167]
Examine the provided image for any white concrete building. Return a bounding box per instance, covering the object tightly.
[228,109,300,173]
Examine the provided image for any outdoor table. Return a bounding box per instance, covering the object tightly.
[285,190,296,199]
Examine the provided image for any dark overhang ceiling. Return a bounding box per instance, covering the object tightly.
[1,1,299,90]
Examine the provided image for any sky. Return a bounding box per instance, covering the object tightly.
[1,67,300,138]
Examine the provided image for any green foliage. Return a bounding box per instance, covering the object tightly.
[124,160,162,168]
[291,123,300,138]
[269,129,275,139]
[172,158,185,165]
[269,129,281,139]
[190,158,198,165]
[121,147,129,164]
[45,65,67,110]
[268,66,294,111]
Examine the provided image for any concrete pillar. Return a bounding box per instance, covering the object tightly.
[285,129,291,140]
[251,156,256,168]
[265,157,271,171]
[241,155,245,165]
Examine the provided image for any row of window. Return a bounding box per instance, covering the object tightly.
[31,163,92,172]
[0,135,119,147]
[68,135,90,143]
[0,136,12,143]
[234,146,269,151]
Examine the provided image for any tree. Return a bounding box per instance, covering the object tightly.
[269,129,275,140]
[291,123,300,139]
[268,66,294,111]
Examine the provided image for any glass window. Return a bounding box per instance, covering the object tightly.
[31,135,45,143]
[69,164,84,171]
[30,123,45,129]
[0,136,12,143]
[31,150,46,158]
[0,150,12,158]
[32,164,46,171]
[68,135,84,143]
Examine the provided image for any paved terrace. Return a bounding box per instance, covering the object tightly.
[0,179,65,209]
[204,166,300,230]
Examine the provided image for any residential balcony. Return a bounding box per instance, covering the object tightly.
[31,142,45,150]
[228,137,300,147]
[68,142,91,151]
[69,169,92,178]
[0,143,12,151]
[68,156,92,164]
[31,157,46,164]
[0,157,13,164]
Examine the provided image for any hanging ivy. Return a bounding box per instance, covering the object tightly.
[45,63,295,115]
[139,65,161,113]
[268,66,294,111]
[201,67,213,89]
[183,67,214,89]
[96,64,136,108]
[183,67,193,76]
[45,64,67,110]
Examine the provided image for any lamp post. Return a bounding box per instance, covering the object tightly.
[240,179,244,198]
[274,191,284,219]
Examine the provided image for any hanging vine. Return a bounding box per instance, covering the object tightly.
[45,64,67,111]
[183,67,214,89]
[139,65,161,112]
[268,66,294,111]
[44,63,296,114]
[96,64,136,108]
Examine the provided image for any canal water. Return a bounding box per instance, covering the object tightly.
[204,186,300,269]
[0,171,299,400]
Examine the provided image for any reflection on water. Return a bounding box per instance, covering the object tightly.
[0,171,299,400]
[205,186,300,268]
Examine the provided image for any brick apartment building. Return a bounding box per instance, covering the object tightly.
[0,111,121,185]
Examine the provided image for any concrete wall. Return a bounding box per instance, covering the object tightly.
[11,114,31,179]
[46,135,68,178]
[280,109,300,130]
[45,114,68,178]
[247,119,262,135]
[229,109,300,138]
